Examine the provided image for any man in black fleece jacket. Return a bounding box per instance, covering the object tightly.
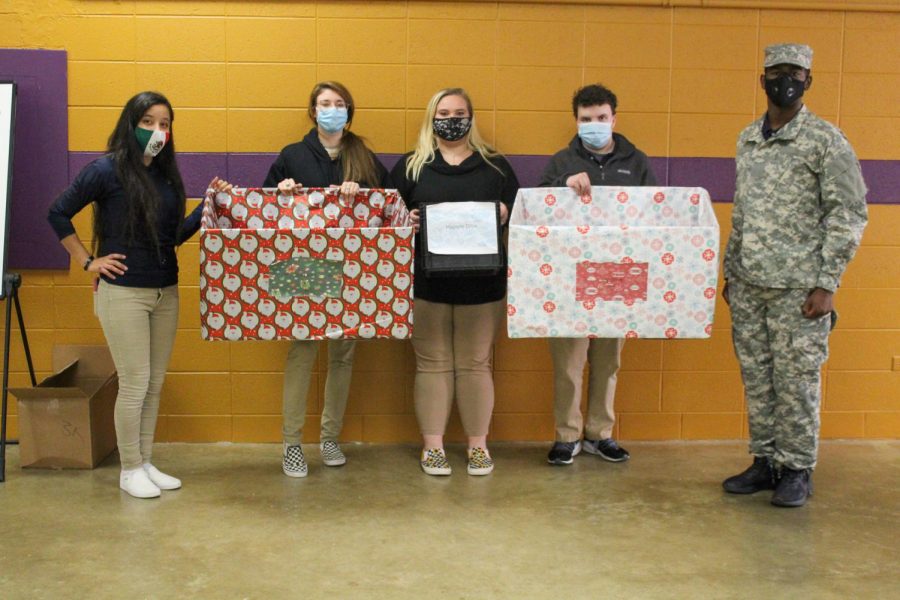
[540,84,657,467]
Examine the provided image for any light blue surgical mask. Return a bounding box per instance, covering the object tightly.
[578,122,613,150]
[316,107,348,134]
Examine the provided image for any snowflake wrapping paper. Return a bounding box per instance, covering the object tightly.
[507,187,720,339]
[199,187,414,341]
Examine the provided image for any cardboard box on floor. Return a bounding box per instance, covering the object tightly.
[10,345,118,469]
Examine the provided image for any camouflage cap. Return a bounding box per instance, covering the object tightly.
[764,43,813,69]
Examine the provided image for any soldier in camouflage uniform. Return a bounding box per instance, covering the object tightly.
[722,43,868,507]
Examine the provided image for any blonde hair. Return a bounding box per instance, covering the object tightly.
[405,88,501,182]
[307,80,380,187]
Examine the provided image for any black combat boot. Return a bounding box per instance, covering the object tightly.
[722,456,776,494]
[771,467,813,507]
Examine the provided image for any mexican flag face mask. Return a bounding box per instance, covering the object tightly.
[135,127,170,158]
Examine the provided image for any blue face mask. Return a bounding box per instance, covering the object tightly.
[578,122,613,150]
[316,107,348,134]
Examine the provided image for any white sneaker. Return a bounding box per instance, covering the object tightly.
[320,441,347,467]
[120,468,161,499]
[143,464,182,490]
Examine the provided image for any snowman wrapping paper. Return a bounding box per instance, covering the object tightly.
[507,187,719,339]
[199,187,414,341]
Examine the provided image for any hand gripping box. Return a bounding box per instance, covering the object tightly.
[507,187,719,339]
[199,187,414,341]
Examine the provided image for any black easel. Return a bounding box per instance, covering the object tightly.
[1,272,36,482]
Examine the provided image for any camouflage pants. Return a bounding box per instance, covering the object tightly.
[729,277,831,470]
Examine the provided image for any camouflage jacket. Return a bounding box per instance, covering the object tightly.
[724,106,868,292]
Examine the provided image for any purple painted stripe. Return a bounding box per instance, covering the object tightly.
[860,160,896,204]
[669,157,736,202]
[70,152,229,196]
[182,153,228,194]
[71,151,405,195]
[69,151,898,204]
[226,153,269,188]
[504,155,668,190]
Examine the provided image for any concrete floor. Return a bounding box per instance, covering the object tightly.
[0,442,898,599]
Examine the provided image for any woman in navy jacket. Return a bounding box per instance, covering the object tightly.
[48,91,230,498]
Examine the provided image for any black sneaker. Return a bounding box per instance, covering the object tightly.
[547,440,582,465]
[582,438,630,462]
[722,456,776,494]
[771,467,813,508]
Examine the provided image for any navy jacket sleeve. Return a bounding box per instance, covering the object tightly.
[177,202,205,245]
[47,160,109,240]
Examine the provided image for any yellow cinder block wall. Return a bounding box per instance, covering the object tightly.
[1,1,898,442]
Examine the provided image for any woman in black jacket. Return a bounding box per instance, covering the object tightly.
[391,88,518,477]
[48,91,231,498]
[264,81,391,478]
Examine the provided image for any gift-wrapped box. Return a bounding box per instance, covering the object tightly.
[507,187,719,339]
[199,187,414,341]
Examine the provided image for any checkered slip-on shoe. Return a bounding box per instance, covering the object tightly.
[283,443,308,478]
[420,448,452,476]
[467,447,494,476]
[320,441,347,467]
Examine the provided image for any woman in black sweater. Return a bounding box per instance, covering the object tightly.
[391,88,518,477]
[264,81,391,478]
[48,91,231,498]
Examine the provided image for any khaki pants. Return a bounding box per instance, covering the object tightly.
[412,298,504,437]
[282,340,356,444]
[95,281,179,470]
[549,337,625,442]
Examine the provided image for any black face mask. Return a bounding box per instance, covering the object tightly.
[764,74,806,108]
[432,117,472,141]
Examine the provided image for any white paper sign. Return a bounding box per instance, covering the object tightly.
[425,201,498,255]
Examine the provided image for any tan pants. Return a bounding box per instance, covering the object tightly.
[282,340,356,444]
[549,337,625,442]
[412,298,504,437]
[95,281,179,470]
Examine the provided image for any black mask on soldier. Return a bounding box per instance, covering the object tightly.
[764,73,806,108]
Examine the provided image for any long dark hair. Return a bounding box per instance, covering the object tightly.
[307,81,380,187]
[96,91,186,254]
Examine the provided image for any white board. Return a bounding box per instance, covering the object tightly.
[0,81,16,289]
